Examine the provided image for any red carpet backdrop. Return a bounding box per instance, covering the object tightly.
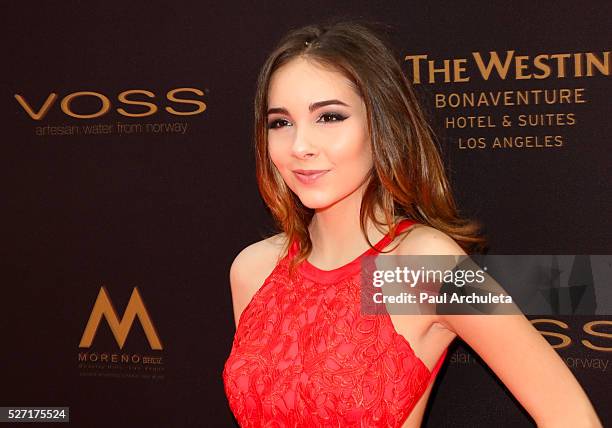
[1,1,610,427]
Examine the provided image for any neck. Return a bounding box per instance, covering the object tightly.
[307,183,390,269]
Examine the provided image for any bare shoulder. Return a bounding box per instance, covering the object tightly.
[228,232,289,328]
[231,232,289,276]
[395,223,467,256]
[388,223,467,337]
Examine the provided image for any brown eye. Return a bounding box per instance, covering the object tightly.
[267,119,291,129]
[318,112,347,123]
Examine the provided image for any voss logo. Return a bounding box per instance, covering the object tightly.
[14,87,206,120]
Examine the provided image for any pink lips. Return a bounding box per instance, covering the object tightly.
[293,169,329,184]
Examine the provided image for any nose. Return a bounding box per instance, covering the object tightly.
[291,125,318,159]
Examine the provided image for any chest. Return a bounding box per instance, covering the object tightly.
[223,273,432,427]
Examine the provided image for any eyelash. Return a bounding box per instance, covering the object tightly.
[267,112,348,130]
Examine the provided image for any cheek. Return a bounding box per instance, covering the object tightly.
[267,139,288,170]
[329,129,372,170]
[267,140,297,189]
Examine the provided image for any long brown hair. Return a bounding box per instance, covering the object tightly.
[254,18,486,275]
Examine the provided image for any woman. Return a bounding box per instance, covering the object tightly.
[222,19,602,427]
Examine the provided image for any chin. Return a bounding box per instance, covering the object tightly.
[295,194,338,210]
[293,185,361,211]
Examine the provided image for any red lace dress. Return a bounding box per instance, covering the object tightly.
[223,219,448,427]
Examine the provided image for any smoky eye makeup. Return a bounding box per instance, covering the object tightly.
[267,111,349,129]
[317,112,348,123]
[267,118,290,129]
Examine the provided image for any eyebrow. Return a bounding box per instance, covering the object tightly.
[266,99,350,116]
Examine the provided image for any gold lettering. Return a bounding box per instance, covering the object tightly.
[14,93,58,120]
[531,318,571,349]
[514,55,532,79]
[585,52,610,76]
[61,91,111,119]
[472,50,515,80]
[165,88,206,115]
[79,286,162,350]
[582,320,612,352]
[453,59,469,82]
[117,89,158,117]
[549,53,571,78]
[574,53,583,77]
[533,54,552,79]
[404,55,428,84]
[406,51,609,82]
[428,59,451,83]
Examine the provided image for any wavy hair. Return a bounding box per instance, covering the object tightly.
[253,18,487,275]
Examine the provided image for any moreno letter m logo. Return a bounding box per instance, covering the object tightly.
[79,286,163,350]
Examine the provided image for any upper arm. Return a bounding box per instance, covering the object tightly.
[229,245,257,327]
[228,235,285,329]
[399,226,601,426]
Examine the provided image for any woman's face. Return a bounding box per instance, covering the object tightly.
[266,56,373,211]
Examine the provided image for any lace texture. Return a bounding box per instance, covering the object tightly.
[223,220,448,427]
